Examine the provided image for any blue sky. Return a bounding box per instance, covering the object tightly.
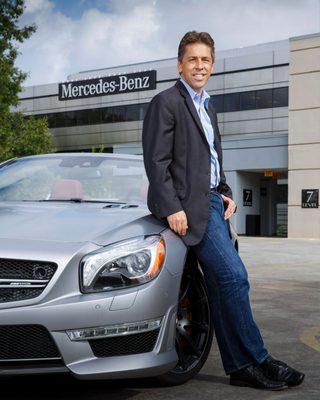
[18,0,320,86]
[51,0,112,19]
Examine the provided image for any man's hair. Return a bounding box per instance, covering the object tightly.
[178,31,215,62]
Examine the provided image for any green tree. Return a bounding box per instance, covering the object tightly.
[0,113,53,160]
[0,0,54,161]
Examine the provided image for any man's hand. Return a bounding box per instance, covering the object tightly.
[221,194,237,220]
[167,210,188,236]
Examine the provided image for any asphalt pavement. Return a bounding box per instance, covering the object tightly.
[2,237,320,400]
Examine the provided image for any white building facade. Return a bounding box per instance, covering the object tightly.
[16,33,320,238]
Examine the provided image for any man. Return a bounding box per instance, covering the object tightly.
[142,31,304,390]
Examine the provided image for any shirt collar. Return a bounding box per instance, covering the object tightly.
[180,77,210,107]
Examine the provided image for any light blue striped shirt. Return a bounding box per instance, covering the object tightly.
[180,78,220,188]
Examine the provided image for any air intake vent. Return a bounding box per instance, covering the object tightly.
[89,329,160,357]
[0,258,57,303]
[0,325,61,360]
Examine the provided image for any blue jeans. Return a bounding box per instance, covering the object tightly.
[191,191,269,374]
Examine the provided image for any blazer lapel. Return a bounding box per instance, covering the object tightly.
[175,80,210,150]
[206,103,223,166]
[206,103,220,144]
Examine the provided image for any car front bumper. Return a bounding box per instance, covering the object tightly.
[0,232,187,379]
[0,273,182,379]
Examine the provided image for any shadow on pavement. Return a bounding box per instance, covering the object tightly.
[0,373,174,400]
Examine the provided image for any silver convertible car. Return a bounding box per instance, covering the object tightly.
[0,153,237,385]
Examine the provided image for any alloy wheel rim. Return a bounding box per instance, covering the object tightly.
[173,266,211,373]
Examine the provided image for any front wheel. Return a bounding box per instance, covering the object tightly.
[157,254,213,386]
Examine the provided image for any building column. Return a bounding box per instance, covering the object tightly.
[288,33,320,238]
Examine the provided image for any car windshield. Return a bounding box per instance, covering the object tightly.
[0,155,149,203]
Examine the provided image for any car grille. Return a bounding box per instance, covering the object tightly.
[0,258,57,303]
[89,329,160,357]
[0,325,61,360]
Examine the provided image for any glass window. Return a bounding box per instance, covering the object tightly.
[224,93,240,112]
[101,108,114,123]
[30,86,290,127]
[45,113,56,128]
[240,91,256,111]
[113,106,126,122]
[33,104,147,127]
[139,103,149,120]
[126,104,140,121]
[210,95,224,113]
[88,108,101,124]
[62,111,76,127]
[76,109,90,126]
[256,89,272,109]
[0,155,147,203]
[55,112,66,128]
[273,87,288,108]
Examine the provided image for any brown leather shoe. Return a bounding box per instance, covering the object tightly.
[230,364,288,390]
[260,355,305,387]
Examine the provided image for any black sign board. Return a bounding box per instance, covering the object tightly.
[243,189,253,206]
[301,189,319,208]
[59,70,157,101]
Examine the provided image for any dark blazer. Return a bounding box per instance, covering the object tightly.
[142,79,233,246]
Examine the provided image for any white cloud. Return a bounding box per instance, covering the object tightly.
[24,0,54,14]
[17,0,320,86]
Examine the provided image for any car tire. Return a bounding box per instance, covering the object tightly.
[156,252,214,386]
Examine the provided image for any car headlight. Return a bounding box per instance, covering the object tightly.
[80,235,165,293]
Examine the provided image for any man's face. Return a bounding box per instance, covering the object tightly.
[178,42,214,93]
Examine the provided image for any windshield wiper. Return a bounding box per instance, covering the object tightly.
[37,199,128,204]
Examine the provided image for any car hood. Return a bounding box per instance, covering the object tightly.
[0,202,164,245]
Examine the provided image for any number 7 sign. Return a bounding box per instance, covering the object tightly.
[243,189,253,206]
[301,189,319,208]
